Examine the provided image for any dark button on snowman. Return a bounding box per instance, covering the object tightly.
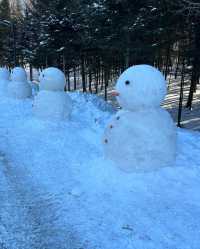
[33,67,72,121]
[103,65,177,173]
[7,67,32,99]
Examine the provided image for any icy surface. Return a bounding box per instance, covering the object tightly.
[39,67,66,91]
[33,91,72,121]
[103,109,177,172]
[0,93,200,249]
[116,65,166,110]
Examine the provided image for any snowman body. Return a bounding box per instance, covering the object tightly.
[33,67,72,121]
[7,67,32,99]
[103,65,177,172]
[0,68,10,94]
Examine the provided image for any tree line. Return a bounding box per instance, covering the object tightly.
[0,0,199,114]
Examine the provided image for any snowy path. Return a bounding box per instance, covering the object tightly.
[0,93,200,249]
[0,152,81,249]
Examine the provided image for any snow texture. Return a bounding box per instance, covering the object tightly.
[103,65,176,172]
[33,91,72,121]
[39,67,66,91]
[0,91,199,249]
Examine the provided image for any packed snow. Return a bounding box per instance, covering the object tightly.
[103,65,177,172]
[0,86,200,248]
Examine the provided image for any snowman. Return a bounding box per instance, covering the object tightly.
[7,67,32,99]
[0,67,10,94]
[103,65,177,173]
[33,67,72,121]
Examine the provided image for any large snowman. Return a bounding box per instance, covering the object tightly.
[0,67,10,94]
[7,67,32,99]
[33,67,72,121]
[103,65,177,173]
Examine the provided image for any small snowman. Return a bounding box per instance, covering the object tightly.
[33,67,72,121]
[103,65,176,173]
[7,67,32,99]
[0,67,10,94]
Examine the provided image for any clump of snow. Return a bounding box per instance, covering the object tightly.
[103,65,176,172]
[116,65,166,110]
[39,67,66,91]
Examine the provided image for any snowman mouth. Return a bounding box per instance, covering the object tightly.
[111,91,119,97]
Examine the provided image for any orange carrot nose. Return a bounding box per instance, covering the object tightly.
[111,90,120,97]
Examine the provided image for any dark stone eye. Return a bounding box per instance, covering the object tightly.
[125,80,130,85]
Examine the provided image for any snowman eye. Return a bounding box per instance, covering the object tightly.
[125,80,130,85]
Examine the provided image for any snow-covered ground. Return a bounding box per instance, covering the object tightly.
[0,92,200,249]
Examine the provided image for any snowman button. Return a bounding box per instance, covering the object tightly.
[110,125,113,129]
[104,139,108,144]
[125,80,130,85]
[116,116,120,120]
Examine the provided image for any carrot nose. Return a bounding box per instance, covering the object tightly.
[111,90,120,97]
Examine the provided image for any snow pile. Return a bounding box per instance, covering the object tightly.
[0,91,200,249]
[103,65,177,172]
[7,67,32,99]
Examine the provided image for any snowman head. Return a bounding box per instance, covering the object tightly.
[39,67,66,91]
[11,67,27,82]
[0,67,10,80]
[113,65,166,110]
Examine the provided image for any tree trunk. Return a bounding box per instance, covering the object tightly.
[81,55,86,92]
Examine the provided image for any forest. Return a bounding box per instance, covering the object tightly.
[0,0,199,111]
